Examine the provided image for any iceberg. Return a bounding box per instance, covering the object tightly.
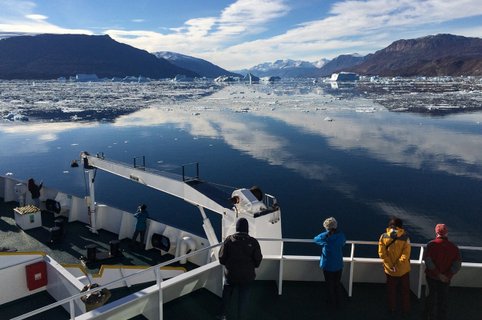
[75,74,99,82]
[243,73,259,84]
[329,72,359,82]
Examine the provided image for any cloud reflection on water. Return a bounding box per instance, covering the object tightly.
[0,121,98,155]
[109,85,482,244]
[112,85,482,182]
[1,84,481,244]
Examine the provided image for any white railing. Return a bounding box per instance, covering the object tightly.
[10,243,217,320]
[11,239,482,320]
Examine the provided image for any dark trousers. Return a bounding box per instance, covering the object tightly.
[132,229,145,244]
[425,276,449,320]
[220,282,251,320]
[386,272,410,313]
[323,269,343,310]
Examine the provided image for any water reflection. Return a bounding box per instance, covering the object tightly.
[109,85,482,181]
[1,83,481,245]
[106,85,482,245]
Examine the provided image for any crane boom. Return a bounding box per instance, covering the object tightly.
[81,152,233,216]
[80,152,282,256]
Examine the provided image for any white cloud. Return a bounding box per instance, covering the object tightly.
[25,14,47,21]
[1,0,481,69]
[107,0,482,69]
[0,0,92,35]
[201,0,482,69]
[107,0,290,56]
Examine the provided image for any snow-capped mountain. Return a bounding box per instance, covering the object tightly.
[312,58,330,68]
[237,59,325,78]
[252,59,315,72]
[236,54,367,78]
[153,51,239,79]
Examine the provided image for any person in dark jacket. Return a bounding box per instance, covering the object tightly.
[217,218,262,320]
[28,178,43,208]
[314,217,346,311]
[423,224,461,320]
[132,204,149,247]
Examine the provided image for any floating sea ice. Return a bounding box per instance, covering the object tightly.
[3,113,14,121]
[13,114,29,121]
[5,172,13,176]
[63,171,69,174]
[355,107,377,113]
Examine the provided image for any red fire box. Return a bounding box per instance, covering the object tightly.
[25,261,48,290]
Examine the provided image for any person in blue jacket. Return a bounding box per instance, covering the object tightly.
[132,204,149,247]
[314,216,346,311]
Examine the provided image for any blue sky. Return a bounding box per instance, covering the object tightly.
[1,0,481,70]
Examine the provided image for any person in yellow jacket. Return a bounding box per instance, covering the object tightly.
[378,217,411,316]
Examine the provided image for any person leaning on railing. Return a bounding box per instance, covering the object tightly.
[378,217,411,317]
[313,216,346,312]
[423,224,461,320]
[27,178,42,208]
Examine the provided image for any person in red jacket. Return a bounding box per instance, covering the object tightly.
[423,224,461,320]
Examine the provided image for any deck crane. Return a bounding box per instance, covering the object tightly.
[80,152,282,256]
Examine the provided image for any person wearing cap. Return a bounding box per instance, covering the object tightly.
[217,218,263,320]
[378,217,411,316]
[132,204,149,247]
[314,217,346,311]
[423,224,461,320]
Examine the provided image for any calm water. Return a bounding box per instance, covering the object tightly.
[1,81,481,252]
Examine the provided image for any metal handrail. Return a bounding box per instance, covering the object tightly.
[0,256,43,271]
[11,238,482,320]
[11,242,222,320]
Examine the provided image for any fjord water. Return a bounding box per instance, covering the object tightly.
[1,80,481,253]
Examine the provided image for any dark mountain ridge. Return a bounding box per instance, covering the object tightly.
[0,34,197,79]
[1,33,481,79]
[349,34,482,76]
[317,54,365,76]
